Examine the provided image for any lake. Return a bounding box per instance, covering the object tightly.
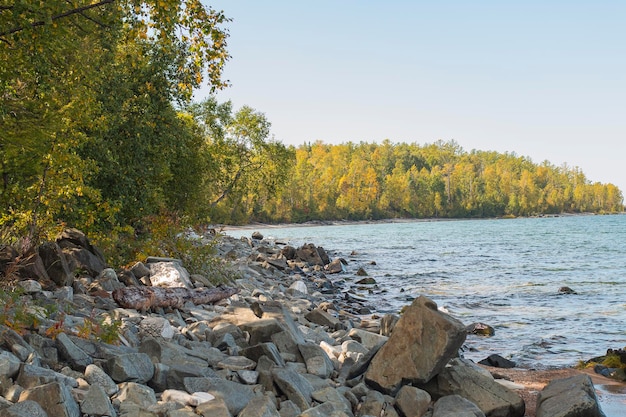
[225,214,626,369]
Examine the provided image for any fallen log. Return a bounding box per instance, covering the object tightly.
[112,285,240,310]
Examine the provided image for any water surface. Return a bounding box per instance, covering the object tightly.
[226,215,626,369]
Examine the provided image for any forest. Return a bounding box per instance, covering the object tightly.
[1,1,623,254]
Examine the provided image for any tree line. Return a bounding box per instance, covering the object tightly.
[259,140,623,223]
[1,1,622,250]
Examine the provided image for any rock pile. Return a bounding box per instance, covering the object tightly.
[0,229,607,417]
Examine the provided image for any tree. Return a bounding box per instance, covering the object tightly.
[189,97,294,224]
[1,0,230,237]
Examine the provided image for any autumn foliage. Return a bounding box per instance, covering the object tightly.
[1,1,622,248]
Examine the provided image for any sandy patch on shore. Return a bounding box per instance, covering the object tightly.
[480,366,626,417]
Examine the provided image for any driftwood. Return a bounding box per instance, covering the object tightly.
[112,285,240,310]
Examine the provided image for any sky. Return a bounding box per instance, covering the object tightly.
[197,1,626,192]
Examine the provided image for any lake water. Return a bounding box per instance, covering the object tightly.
[225,215,626,370]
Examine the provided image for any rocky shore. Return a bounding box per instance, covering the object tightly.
[0,228,617,417]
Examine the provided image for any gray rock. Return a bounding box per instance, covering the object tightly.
[536,374,606,417]
[238,395,279,417]
[183,377,255,416]
[299,401,352,417]
[195,397,233,417]
[0,351,21,379]
[278,400,301,417]
[240,342,285,367]
[113,382,157,408]
[85,364,119,396]
[23,333,58,365]
[18,280,42,294]
[92,268,124,291]
[271,330,303,361]
[0,400,49,417]
[359,390,399,417]
[80,384,117,417]
[432,395,485,417]
[395,385,431,417]
[16,363,79,389]
[19,381,80,417]
[129,261,151,279]
[239,318,285,346]
[67,335,135,360]
[365,296,466,394]
[139,317,175,339]
[271,367,314,410]
[217,355,257,371]
[237,369,259,385]
[305,308,342,330]
[311,386,353,414]
[298,342,335,378]
[347,328,388,350]
[211,323,247,348]
[380,314,399,336]
[55,332,93,371]
[105,352,154,383]
[158,362,218,391]
[38,241,73,287]
[422,358,524,417]
[149,261,192,288]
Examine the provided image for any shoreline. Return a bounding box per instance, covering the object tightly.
[216,211,617,232]
[222,227,626,416]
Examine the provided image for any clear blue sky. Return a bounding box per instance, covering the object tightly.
[198,1,626,192]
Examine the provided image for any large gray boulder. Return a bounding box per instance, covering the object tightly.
[183,377,255,416]
[536,374,606,417]
[19,382,80,417]
[105,352,154,383]
[271,367,315,410]
[421,358,524,417]
[364,296,466,394]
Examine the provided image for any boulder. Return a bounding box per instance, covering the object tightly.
[422,358,525,417]
[536,374,605,417]
[271,367,315,410]
[149,261,193,288]
[105,352,154,383]
[298,342,335,378]
[113,381,157,408]
[19,381,80,417]
[183,377,255,416]
[57,228,106,277]
[0,400,49,417]
[80,384,117,417]
[238,395,279,417]
[305,308,342,330]
[38,241,73,287]
[296,244,328,266]
[395,385,431,417]
[55,332,93,371]
[359,389,400,417]
[84,364,119,396]
[432,394,485,417]
[239,318,285,346]
[365,296,466,394]
[477,354,515,369]
[466,322,495,336]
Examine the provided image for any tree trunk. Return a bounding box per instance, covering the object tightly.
[112,285,239,310]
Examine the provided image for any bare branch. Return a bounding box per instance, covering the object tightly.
[0,0,115,37]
